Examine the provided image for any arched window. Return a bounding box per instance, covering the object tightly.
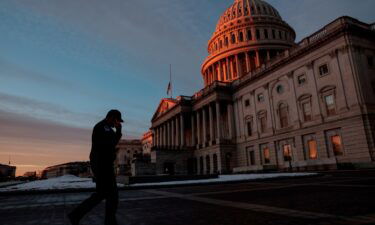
[279,103,289,128]
[231,33,236,44]
[219,40,223,49]
[239,32,244,42]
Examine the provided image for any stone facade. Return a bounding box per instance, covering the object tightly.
[141,130,153,156]
[115,139,142,175]
[150,0,375,175]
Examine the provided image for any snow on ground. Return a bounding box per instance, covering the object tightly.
[0,175,122,192]
[129,173,317,187]
[0,173,316,192]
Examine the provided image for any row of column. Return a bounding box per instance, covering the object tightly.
[191,101,235,148]
[204,50,268,86]
[153,114,185,149]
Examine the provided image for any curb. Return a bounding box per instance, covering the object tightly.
[0,173,322,196]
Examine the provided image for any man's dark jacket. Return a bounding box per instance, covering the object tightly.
[89,119,122,173]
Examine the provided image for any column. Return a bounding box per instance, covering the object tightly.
[227,103,234,139]
[191,114,196,146]
[202,107,207,146]
[211,65,215,82]
[255,50,260,67]
[166,121,170,148]
[226,57,230,80]
[216,102,221,142]
[230,57,235,80]
[180,114,185,147]
[218,61,223,81]
[162,124,165,147]
[223,60,228,81]
[267,50,271,61]
[245,52,250,73]
[176,116,180,147]
[197,110,201,147]
[235,54,241,78]
[171,118,175,148]
[209,103,214,144]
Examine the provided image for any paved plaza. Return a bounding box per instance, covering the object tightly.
[1,171,375,225]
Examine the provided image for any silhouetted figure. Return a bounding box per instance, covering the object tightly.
[68,110,123,225]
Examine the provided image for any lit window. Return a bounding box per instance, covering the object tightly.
[283,144,292,161]
[331,135,343,156]
[279,104,288,128]
[297,74,306,85]
[263,147,270,164]
[302,102,312,122]
[259,116,267,133]
[308,140,318,159]
[324,94,336,116]
[319,64,329,76]
[257,93,264,102]
[244,99,250,107]
[246,121,252,136]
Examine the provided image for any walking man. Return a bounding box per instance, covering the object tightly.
[68,109,123,225]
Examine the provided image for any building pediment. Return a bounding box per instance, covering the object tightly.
[151,98,178,121]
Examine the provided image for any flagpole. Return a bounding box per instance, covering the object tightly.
[169,64,173,99]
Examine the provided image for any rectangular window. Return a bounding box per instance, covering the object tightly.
[260,116,267,133]
[272,29,276,39]
[246,121,252,136]
[302,102,312,122]
[324,95,336,116]
[257,93,264,102]
[331,135,343,156]
[319,64,329,76]
[283,144,292,161]
[308,140,318,159]
[256,29,260,40]
[263,147,270,164]
[264,29,269,39]
[297,74,306,85]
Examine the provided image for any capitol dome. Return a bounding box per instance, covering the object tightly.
[201,0,296,86]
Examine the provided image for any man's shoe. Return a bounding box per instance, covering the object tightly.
[68,212,80,225]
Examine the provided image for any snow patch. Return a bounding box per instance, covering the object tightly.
[0,175,124,192]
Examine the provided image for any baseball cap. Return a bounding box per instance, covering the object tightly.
[106,109,124,122]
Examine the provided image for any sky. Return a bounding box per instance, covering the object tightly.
[0,0,374,176]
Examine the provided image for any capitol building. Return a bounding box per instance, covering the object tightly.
[149,0,375,175]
